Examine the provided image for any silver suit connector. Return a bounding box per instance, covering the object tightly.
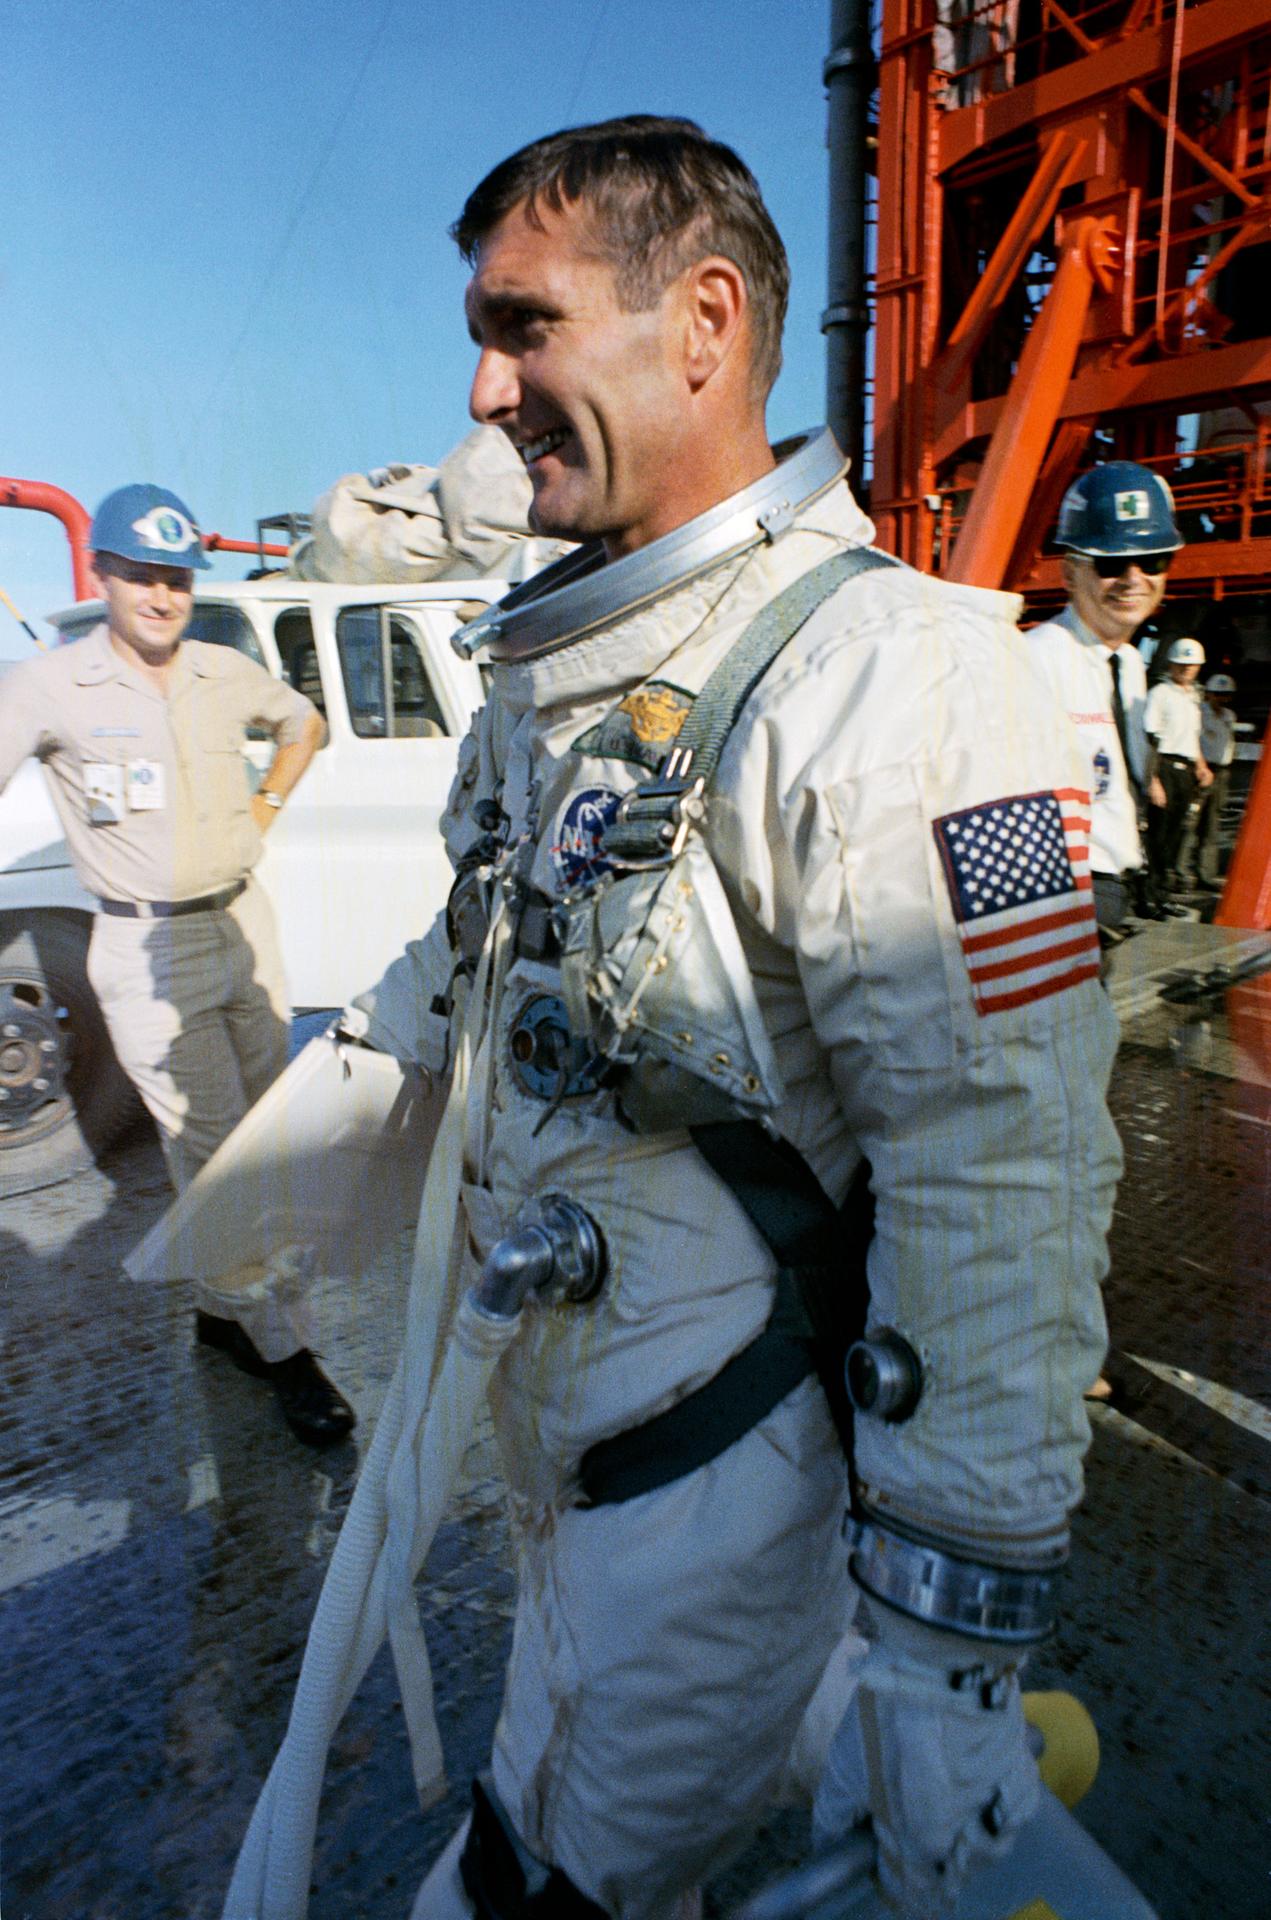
[471,1194,607,1320]
[845,1329,923,1423]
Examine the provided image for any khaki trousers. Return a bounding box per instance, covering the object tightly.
[87,877,310,1360]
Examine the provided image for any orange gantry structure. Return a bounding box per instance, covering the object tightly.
[863,0,1271,921]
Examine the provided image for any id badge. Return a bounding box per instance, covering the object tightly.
[127,759,166,811]
[85,762,125,825]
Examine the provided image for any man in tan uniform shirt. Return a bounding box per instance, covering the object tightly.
[0,482,354,1445]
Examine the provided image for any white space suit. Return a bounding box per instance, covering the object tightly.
[229,436,1122,1920]
[370,443,1120,1906]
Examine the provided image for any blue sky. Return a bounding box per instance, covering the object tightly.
[2,1,836,656]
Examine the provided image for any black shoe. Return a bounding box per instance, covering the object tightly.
[269,1350,356,1447]
[1135,902,1168,921]
[197,1312,356,1446]
[195,1309,272,1377]
[1163,901,1191,918]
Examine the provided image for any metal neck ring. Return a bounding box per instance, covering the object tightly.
[452,428,847,664]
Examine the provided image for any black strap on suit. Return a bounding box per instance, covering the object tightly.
[1108,648,1139,797]
[574,549,897,1508]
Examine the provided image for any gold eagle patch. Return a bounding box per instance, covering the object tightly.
[572,680,695,771]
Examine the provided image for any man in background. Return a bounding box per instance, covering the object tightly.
[1182,671,1237,890]
[0,483,354,1445]
[1028,461,1186,939]
[1143,637,1213,905]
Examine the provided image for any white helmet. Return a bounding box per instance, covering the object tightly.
[1206,672,1237,693]
[1167,637,1205,665]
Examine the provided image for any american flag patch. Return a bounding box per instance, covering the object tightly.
[933,788,1100,1015]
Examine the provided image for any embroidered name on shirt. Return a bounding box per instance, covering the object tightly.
[933,789,1100,1015]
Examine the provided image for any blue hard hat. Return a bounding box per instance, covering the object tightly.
[90,483,211,570]
[1055,462,1182,556]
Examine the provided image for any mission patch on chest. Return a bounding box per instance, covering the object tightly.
[572,680,695,772]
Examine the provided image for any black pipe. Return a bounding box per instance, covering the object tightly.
[823,0,874,492]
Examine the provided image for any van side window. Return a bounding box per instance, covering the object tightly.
[274,609,324,715]
[335,610,448,739]
[184,605,266,665]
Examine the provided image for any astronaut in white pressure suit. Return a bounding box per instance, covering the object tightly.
[358,114,1123,1920]
[235,117,1123,1920]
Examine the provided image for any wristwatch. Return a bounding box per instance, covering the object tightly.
[258,789,285,810]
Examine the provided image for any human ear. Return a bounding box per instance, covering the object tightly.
[682,256,748,391]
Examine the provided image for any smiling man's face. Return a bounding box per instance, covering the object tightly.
[1061,551,1169,647]
[464,196,697,558]
[91,553,194,661]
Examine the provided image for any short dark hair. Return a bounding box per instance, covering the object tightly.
[451,115,789,395]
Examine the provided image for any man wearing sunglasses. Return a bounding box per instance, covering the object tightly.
[1028,462,1184,940]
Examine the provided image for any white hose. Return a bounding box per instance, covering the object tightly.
[224,945,509,1920]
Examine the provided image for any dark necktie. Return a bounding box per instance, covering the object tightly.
[1108,649,1136,792]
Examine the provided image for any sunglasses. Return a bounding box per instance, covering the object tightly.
[1086,552,1172,579]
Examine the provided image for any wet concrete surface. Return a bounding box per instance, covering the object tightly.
[1,954,1268,1920]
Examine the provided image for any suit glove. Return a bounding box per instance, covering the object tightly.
[811,1598,1040,1916]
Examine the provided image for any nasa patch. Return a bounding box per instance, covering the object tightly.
[552,786,622,889]
[1092,746,1112,798]
[572,680,694,771]
[132,504,200,553]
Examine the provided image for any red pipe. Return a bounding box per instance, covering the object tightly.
[0,477,94,600]
[202,533,290,558]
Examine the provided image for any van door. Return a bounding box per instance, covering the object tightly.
[255,603,468,1009]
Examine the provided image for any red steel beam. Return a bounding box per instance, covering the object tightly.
[946,218,1113,585]
[1118,202,1271,365]
[932,334,1271,470]
[938,0,1268,173]
[1216,746,1271,929]
[872,0,939,568]
[1037,0,1261,208]
[935,127,1090,397]
[1002,419,1094,591]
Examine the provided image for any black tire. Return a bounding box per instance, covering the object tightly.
[0,914,140,1198]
